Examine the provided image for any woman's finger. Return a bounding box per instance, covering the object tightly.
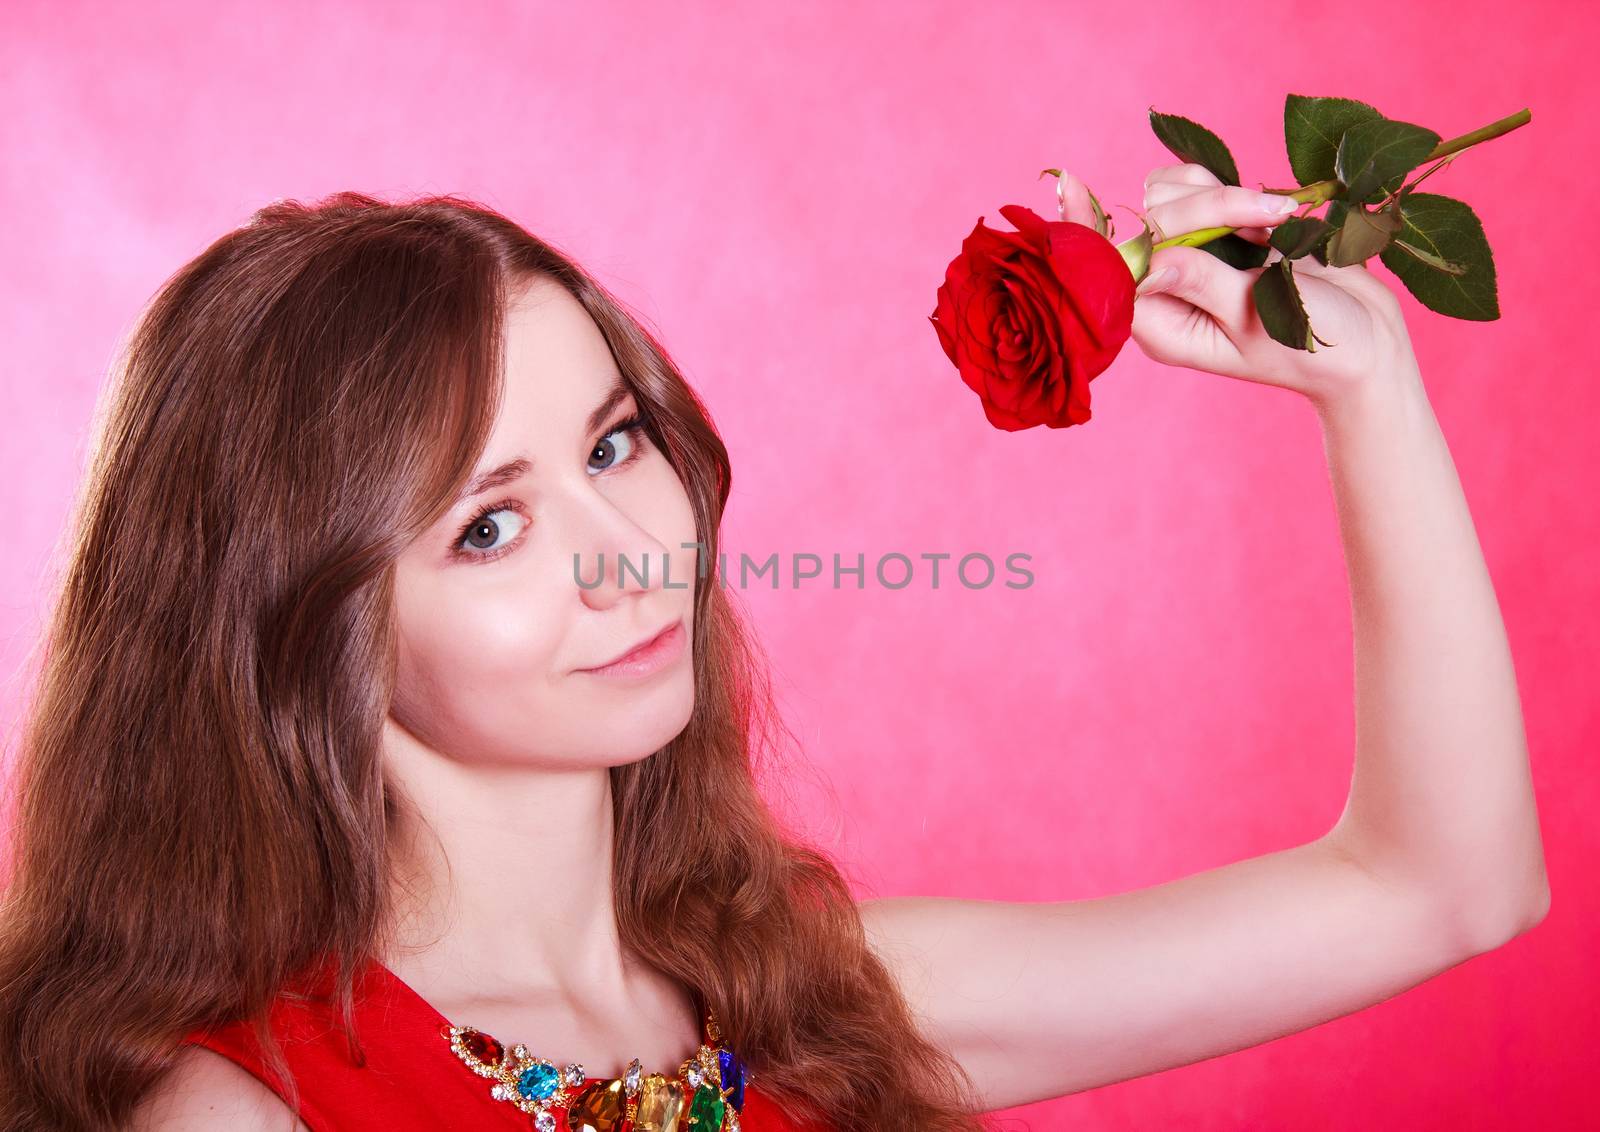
[1132,245,1259,338]
[1053,170,1100,228]
[1144,180,1279,246]
[1144,162,1222,190]
[1146,183,1300,245]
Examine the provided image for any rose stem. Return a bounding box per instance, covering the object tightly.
[1116,107,1531,259]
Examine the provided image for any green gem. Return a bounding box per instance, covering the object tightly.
[687,1082,725,1127]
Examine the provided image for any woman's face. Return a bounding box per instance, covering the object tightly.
[388,276,699,769]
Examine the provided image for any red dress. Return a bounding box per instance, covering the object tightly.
[180,956,817,1131]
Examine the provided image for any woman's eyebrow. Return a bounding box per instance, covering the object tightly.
[453,377,632,506]
[456,458,531,505]
[585,376,631,434]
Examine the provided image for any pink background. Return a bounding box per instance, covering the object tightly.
[2,2,1592,1127]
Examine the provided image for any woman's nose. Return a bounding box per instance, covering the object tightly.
[556,482,673,609]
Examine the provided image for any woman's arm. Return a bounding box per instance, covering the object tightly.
[127,1046,310,1131]
[1316,368,1548,947]
[861,371,1547,1110]
[860,172,1548,1113]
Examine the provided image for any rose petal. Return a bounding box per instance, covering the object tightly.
[933,208,1131,432]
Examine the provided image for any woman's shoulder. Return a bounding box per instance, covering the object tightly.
[128,1043,311,1131]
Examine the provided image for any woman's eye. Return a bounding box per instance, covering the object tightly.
[457,507,527,556]
[588,418,646,475]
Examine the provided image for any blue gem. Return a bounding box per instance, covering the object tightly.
[718,1048,746,1111]
[516,1062,561,1101]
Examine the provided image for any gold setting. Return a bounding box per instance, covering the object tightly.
[442,1003,745,1131]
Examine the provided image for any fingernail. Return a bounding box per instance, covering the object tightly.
[1260,193,1298,214]
[1136,266,1176,295]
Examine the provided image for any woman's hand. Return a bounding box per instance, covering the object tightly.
[1058,165,1424,410]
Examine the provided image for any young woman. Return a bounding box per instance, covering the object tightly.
[0,169,1547,1131]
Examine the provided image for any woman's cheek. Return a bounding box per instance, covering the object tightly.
[445,581,564,681]
[398,570,559,696]
[642,463,702,587]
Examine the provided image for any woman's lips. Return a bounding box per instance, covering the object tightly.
[577,620,687,678]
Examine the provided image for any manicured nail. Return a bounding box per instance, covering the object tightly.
[1260,193,1299,214]
[1136,266,1176,295]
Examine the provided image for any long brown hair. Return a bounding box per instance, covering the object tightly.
[0,192,987,1130]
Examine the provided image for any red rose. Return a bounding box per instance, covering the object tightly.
[930,204,1136,431]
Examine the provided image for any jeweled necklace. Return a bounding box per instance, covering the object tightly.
[441,1001,749,1131]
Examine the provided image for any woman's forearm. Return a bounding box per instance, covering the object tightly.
[1315,366,1549,953]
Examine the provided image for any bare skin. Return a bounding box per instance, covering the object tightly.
[131,1047,313,1131]
[136,174,1549,1124]
[377,275,705,1078]
[856,166,1549,1110]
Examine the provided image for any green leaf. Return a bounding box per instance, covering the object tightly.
[1389,238,1468,275]
[1284,95,1384,186]
[1085,183,1112,238]
[1313,200,1349,265]
[1336,118,1442,205]
[1148,108,1241,186]
[1377,192,1499,320]
[1325,197,1405,267]
[1268,215,1333,260]
[1201,232,1270,270]
[1252,258,1315,352]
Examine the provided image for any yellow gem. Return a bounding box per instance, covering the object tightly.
[633,1073,687,1132]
